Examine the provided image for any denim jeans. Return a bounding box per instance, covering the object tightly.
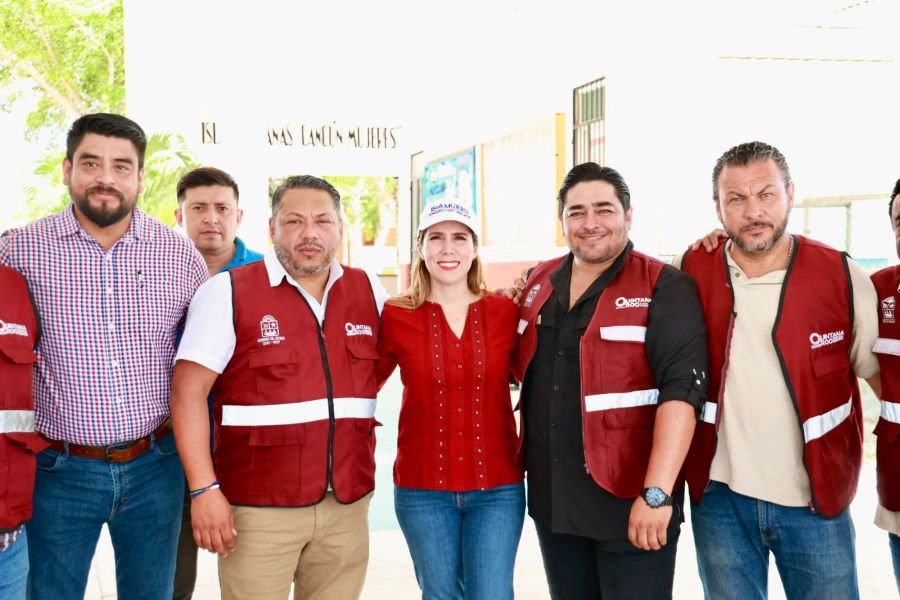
[26,431,184,600]
[890,533,900,593]
[0,528,28,600]
[394,482,525,600]
[691,482,858,600]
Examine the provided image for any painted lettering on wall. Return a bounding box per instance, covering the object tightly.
[201,122,220,144]
[266,123,399,149]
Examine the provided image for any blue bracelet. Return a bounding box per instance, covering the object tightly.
[189,480,220,498]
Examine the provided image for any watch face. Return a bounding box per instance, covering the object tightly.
[644,487,667,507]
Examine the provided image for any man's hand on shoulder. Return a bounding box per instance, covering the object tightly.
[689,229,729,253]
[493,266,533,304]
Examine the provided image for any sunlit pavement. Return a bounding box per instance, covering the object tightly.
[79,459,895,599]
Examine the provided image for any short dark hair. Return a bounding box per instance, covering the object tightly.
[66,113,147,168]
[712,141,792,201]
[176,167,240,205]
[271,175,341,217]
[557,162,631,217]
[889,178,900,220]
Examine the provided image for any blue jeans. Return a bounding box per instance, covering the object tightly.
[691,482,858,600]
[26,432,184,600]
[0,528,28,600]
[394,482,525,600]
[890,532,900,593]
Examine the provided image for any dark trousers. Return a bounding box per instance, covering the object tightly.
[173,483,197,600]
[534,521,679,599]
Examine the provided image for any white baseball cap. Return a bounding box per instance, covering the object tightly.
[417,202,480,239]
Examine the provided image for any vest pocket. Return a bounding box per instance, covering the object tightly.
[248,347,300,400]
[602,405,656,429]
[875,417,900,510]
[346,338,378,397]
[810,350,853,408]
[0,342,37,408]
[811,348,851,377]
[0,436,37,515]
[248,424,305,497]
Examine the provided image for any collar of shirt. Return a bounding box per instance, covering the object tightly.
[724,240,786,283]
[548,240,634,309]
[220,237,264,273]
[263,250,343,325]
[54,204,153,244]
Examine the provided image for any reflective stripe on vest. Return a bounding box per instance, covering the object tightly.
[599,325,647,342]
[802,397,852,443]
[0,410,35,434]
[882,400,900,425]
[873,337,900,357]
[584,389,658,412]
[222,397,376,426]
[700,402,718,425]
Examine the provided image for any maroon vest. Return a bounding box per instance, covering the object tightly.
[515,251,665,498]
[871,266,900,510]
[0,265,47,529]
[682,236,861,517]
[213,261,380,506]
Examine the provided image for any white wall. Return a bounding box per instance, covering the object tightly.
[120,0,900,260]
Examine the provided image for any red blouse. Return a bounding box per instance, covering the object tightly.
[377,292,523,491]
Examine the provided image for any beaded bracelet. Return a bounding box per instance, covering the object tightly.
[189,480,221,498]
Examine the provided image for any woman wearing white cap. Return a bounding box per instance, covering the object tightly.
[377,202,524,599]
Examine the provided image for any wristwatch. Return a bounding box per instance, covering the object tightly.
[641,486,673,508]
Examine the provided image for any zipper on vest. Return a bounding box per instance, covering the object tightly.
[316,318,337,492]
[292,287,337,495]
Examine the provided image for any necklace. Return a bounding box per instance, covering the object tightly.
[782,236,795,271]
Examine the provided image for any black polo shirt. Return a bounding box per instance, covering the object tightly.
[522,242,708,541]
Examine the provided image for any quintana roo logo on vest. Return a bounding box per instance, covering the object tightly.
[615,296,651,309]
[258,314,286,346]
[882,296,896,324]
[809,330,845,350]
[0,319,28,336]
[345,322,373,337]
[523,284,541,308]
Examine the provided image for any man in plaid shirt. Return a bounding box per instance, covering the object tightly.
[0,113,208,599]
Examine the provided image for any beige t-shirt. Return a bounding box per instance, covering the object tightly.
[875,504,900,536]
[678,242,879,507]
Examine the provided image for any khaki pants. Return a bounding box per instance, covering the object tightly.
[219,492,372,600]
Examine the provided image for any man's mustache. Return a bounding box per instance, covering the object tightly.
[86,185,124,201]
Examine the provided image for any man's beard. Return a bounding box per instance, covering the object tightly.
[71,185,134,227]
[729,210,790,255]
[275,242,336,278]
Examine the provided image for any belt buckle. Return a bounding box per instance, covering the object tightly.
[104,441,133,462]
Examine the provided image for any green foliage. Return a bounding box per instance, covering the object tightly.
[0,0,126,141]
[4,0,199,225]
[22,133,199,225]
[138,133,200,226]
[329,176,398,243]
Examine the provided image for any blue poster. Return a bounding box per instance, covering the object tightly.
[422,147,477,215]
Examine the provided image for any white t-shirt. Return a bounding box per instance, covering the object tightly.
[176,251,388,374]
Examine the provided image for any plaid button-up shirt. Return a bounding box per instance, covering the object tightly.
[0,205,207,445]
